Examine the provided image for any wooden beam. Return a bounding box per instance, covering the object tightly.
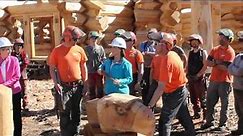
[211,2,221,47]
[191,1,213,52]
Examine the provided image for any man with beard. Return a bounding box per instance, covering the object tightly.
[201,28,235,131]
[49,26,87,136]
[187,34,208,120]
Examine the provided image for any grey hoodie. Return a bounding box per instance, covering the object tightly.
[228,53,243,90]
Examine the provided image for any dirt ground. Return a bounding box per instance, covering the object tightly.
[22,79,238,136]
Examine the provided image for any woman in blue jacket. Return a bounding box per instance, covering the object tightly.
[98,37,132,95]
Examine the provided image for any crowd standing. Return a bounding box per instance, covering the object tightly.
[1,25,243,136]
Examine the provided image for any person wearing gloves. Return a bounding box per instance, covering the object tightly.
[228,53,243,135]
[201,28,235,131]
[0,37,22,136]
[147,33,195,136]
[98,37,133,95]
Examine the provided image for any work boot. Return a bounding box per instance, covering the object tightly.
[193,112,200,119]
[200,122,214,130]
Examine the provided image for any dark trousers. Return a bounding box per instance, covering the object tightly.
[188,77,207,115]
[88,73,104,99]
[12,92,22,136]
[129,73,138,96]
[20,77,28,108]
[233,88,243,131]
[144,79,158,106]
[159,86,195,136]
[60,84,83,136]
[142,67,150,102]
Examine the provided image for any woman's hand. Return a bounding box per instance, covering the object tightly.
[113,79,120,85]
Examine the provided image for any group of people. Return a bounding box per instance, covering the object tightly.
[0,25,243,136]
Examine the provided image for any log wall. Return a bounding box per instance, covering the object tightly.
[0,0,242,59]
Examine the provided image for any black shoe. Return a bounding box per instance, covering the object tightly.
[193,113,200,119]
[231,129,243,135]
[213,125,227,132]
[200,123,213,130]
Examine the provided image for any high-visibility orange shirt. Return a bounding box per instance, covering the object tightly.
[151,54,164,81]
[209,45,235,83]
[49,44,88,82]
[158,51,187,93]
[125,47,144,73]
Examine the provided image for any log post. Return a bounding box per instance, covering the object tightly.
[191,1,214,53]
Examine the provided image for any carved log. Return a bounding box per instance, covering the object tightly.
[97,93,155,136]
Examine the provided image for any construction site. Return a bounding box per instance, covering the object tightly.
[0,0,243,136]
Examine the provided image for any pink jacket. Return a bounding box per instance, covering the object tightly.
[0,56,21,94]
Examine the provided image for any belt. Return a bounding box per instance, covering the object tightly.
[61,80,83,87]
[164,85,185,95]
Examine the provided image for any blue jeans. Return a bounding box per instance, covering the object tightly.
[206,81,231,126]
[159,86,195,136]
[60,83,83,136]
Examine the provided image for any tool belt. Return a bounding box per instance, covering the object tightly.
[61,80,83,88]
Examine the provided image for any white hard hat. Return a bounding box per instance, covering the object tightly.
[109,37,126,49]
[0,37,13,48]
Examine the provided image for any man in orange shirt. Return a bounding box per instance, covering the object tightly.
[122,31,144,96]
[49,26,87,136]
[147,33,195,136]
[201,28,235,131]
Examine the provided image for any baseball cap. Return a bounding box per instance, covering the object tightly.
[88,31,99,39]
[216,28,234,42]
[114,29,126,36]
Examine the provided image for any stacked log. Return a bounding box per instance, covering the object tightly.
[57,2,86,30]
[134,0,162,45]
[221,5,243,36]
[82,0,109,32]
[100,0,134,46]
[221,4,243,53]
[0,8,11,37]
